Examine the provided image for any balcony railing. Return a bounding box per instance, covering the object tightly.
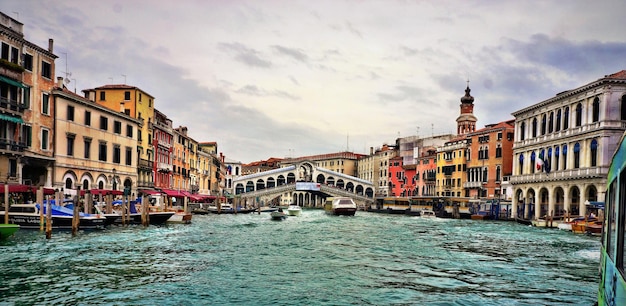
[0,138,26,153]
[510,166,608,184]
[158,162,173,172]
[0,97,27,113]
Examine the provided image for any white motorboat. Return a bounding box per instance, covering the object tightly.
[324,197,357,216]
[287,205,302,216]
[420,209,437,218]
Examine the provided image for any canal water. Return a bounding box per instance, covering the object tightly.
[1,210,599,305]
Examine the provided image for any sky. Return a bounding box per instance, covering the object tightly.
[4,1,626,163]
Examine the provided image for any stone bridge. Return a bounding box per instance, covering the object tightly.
[233,160,375,208]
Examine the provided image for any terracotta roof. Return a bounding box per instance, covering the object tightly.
[93,84,139,90]
[606,70,626,79]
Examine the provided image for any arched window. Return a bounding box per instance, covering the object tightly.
[592,97,600,122]
[555,146,560,171]
[532,118,538,137]
[531,152,537,173]
[621,95,626,120]
[556,109,562,132]
[548,112,554,133]
[541,114,547,135]
[518,154,524,175]
[520,122,526,140]
[562,145,568,170]
[564,107,570,129]
[590,139,598,167]
[575,103,582,127]
[573,142,581,168]
[65,178,73,189]
[82,179,89,190]
[496,166,501,182]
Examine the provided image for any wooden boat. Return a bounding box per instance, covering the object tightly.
[287,205,302,216]
[515,217,533,226]
[0,224,19,239]
[324,197,357,216]
[94,201,175,225]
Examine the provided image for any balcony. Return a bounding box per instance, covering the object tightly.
[0,138,26,154]
[463,181,483,188]
[510,166,608,184]
[0,97,27,114]
[138,158,153,169]
[158,162,173,172]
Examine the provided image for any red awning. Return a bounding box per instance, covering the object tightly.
[0,184,56,195]
[138,189,162,195]
[160,189,186,198]
[88,189,124,196]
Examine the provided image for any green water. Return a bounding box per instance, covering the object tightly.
[0,210,600,305]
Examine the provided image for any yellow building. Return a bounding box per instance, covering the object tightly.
[53,78,139,195]
[436,137,469,197]
[83,84,155,190]
[172,126,191,191]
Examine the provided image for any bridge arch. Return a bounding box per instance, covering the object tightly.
[256,179,265,190]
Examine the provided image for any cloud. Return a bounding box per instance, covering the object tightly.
[272,45,309,62]
[218,42,272,68]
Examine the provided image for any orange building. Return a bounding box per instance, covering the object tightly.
[414,147,438,197]
[465,120,515,199]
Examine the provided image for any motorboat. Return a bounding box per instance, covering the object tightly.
[270,208,288,221]
[287,205,302,216]
[94,201,175,225]
[206,203,256,214]
[0,224,19,239]
[0,202,106,230]
[420,209,437,218]
[324,197,357,216]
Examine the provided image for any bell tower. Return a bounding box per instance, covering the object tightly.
[456,81,477,136]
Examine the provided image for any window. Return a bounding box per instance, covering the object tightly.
[573,142,581,168]
[1,43,19,64]
[564,107,570,129]
[562,145,568,170]
[124,91,131,100]
[41,128,49,150]
[621,95,626,120]
[541,114,546,135]
[23,125,32,147]
[85,111,91,126]
[23,54,33,71]
[555,147,560,172]
[22,87,30,109]
[590,139,598,167]
[67,105,75,121]
[41,61,51,79]
[99,142,107,161]
[575,103,582,127]
[126,125,133,138]
[42,93,50,115]
[532,118,537,137]
[66,133,75,156]
[556,109,562,132]
[126,147,132,166]
[84,138,91,159]
[113,145,121,164]
[592,97,600,122]
[114,121,122,134]
[520,122,526,140]
[548,112,554,133]
[149,98,152,107]
[9,159,17,178]
[496,145,502,158]
[100,91,105,101]
[100,116,108,130]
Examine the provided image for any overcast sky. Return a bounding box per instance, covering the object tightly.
[5,1,626,163]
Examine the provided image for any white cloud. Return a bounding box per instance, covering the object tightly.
[5,0,626,162]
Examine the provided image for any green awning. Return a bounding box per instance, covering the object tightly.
[0,113,24,124]
[0,75,28,88]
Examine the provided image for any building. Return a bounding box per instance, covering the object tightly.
[510,70,626,220]
[1,12,57,186]
[152,109,173,190]
[415,146,438,196]
[281,151,364,177]
[172,126,191,191]
[465,120,515,199]
[436,85,477,197]
[52,77,139,195]
[388,155,406,196]
[83,84,155,190]
[357,145,395,197]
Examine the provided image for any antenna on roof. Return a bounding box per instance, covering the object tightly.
[121,74,127,84]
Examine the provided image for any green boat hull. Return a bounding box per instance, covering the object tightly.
[0,224,20,239]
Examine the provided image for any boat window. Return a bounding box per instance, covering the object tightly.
[620,170,626,274]
[607,180,616,262]
[9,206,36,213]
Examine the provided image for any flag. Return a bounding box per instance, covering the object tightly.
[536,156,544,170]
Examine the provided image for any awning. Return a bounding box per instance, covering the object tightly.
[86,189,124,196]
[0,75,28,88]
[0,113,24,124]
[138,189,162,195]
[0,184,54,194]
[160,189,187,198]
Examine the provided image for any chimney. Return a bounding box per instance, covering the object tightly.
[48,38,54,53]
[57,76,63,88]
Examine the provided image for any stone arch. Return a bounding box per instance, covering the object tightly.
[297,161,315,181]
[286,173,296,184]
[277,175,286,186]
[327,176,335,186]
[267,177,276,188]
[80,172,94,190]
[336,179,345,189]
[246,181,254,192]
[568,185,581,215]
[345,181,354,192]
[256,179,266,190]
[553,186,565,215]
[235,183,245,194]
[316,174,325,184]
[585,184,598,202]
[365,187,374,198]
[355,185,364,195]
[62,170,78,190]
[95,174,108,190]
[537,187,549,217]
